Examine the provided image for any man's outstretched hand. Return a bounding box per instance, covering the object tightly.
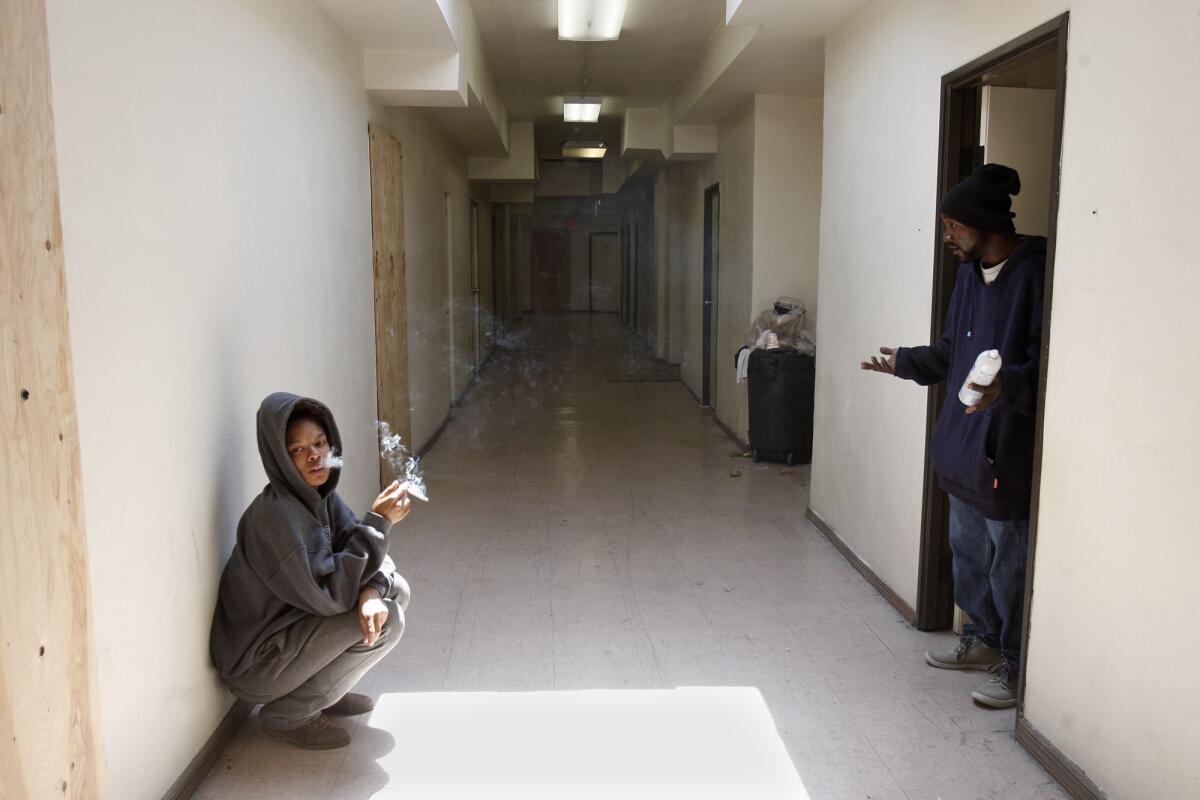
[861,346,898,375]
[964,373,1003,415]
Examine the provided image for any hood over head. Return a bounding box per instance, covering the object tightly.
[257,392,342,510]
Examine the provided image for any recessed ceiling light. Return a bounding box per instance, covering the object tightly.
[559,0,627,41]
[564,96,602,123]
[563,140,607,159]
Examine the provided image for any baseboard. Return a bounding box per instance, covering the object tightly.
[418,413,453,458]
[805,507,917,626]
[679,378,704,406]
[161,700,251,800]
[710,413,748,452]
[1015,717,1107,799]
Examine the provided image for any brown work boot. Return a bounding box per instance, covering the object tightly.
[325,692,376,717]
[262,714,351,750]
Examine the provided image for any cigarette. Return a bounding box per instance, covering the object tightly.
[399,481,428,502]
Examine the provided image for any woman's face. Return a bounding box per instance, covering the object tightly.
[285,417,332,488]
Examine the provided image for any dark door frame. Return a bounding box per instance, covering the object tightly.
[631,222,639,336]
[916,13,1068,714]
[702,183,720,406]
[470,199,480,373]
[491,205,502,337]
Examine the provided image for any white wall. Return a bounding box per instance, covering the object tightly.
[654,169,671,358]
[710,99,757,439]
[46,1,481,795]
[670,161,716,394]
[813,2,1200,797]
[469,122,536,181]
[669,95,822,438]
[752,96,823,331]
[469,184,496,364]
[981,86,1055,238]
[46,1,386,796]
[570,231,590,311]
[381,105,473,443]
[536,160,600,197]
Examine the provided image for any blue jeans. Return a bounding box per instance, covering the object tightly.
[948,494,1028,673]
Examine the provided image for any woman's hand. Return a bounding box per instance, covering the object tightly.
[358,587,388,645]
[371,480,413,525]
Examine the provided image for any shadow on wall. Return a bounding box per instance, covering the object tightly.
[210,332,248,578]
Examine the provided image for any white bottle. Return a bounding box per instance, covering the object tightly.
[959,349,1002,407]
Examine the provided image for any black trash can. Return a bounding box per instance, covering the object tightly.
[746,348,815,465]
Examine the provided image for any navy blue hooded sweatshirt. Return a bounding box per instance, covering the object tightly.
[895,236,1046,520]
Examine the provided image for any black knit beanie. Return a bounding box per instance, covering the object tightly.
[939,163,1021,233]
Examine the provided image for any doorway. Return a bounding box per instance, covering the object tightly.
[630,223,639,333]
[531,230,570,312]
[470,200,481,372]
[702,184,720,407]
[589,232,619,313]
[445,192,457,402]
[915,15,1068,712]
[492,206,504,335]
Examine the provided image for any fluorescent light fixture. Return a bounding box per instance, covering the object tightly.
[563,96,602,122]
[563,140,607,159]
[559,0,627,41]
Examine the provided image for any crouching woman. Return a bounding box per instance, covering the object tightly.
[210,392,412,750]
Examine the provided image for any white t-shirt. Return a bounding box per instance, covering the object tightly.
[981,259,1008,285]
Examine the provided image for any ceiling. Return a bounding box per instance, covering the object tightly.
[535,120,623,156]
[467,0,726,122]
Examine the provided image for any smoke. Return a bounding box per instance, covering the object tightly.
[377,420,428,502]
[321,452,345,470]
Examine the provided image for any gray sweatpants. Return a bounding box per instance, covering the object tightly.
[227,576,410,731]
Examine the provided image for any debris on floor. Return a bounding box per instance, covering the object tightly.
[729,450,752,458]
[781,468,796,477]
[729,468,742,478]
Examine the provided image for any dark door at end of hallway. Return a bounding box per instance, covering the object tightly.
[532,230,570,312]
[702,184,720,407]
[589,232,619,312]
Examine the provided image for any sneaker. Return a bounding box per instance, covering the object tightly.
[262,714,351,750]
[325,692,375,717]
[925,635,1003,671]
[971,663,1017,709]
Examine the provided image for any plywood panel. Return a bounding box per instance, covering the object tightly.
[0,0,108,797]
[368,123,412,488]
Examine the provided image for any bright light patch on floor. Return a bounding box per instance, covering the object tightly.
[365,687,810,799]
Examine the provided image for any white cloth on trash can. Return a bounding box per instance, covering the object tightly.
[736,347,752,384]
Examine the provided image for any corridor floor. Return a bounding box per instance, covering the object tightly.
[195,314,1063,800]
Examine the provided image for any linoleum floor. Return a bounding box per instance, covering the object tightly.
[195,314,1062,800]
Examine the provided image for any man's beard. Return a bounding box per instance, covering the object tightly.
[950,234,988,261]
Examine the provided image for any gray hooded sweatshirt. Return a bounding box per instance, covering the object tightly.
[210,392,397,679]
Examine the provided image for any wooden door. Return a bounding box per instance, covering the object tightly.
[531,230,570,312]
[368,123,412,488]
[703,185,720,407]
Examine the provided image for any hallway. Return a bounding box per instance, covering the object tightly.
[195,315,1062,800]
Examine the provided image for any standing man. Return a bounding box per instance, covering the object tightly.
[862,164,1045,709]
